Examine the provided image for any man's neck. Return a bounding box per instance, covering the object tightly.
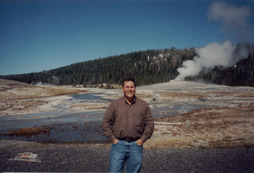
[124,96,134,105]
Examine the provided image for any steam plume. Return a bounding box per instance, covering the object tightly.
[175,1,252,81]
[176,41,236,80]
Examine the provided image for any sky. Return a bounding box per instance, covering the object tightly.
[0,0,254,75]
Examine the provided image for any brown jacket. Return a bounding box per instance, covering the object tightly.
[103,96,154,142]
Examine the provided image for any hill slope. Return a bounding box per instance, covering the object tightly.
[0,48,195,87]
[1,44,254,87]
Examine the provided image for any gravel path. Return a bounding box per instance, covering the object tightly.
[0,140,254,172]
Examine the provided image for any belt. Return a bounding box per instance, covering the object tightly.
[118,137,139,143]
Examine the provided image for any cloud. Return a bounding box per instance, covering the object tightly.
[207,1,253,40]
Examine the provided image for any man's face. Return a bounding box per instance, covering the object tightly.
[122,81,136,99]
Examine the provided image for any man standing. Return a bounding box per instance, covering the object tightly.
[103,77,154,173]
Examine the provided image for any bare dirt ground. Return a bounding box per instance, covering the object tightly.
[1,79,254,149]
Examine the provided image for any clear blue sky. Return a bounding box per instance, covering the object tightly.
[0,0,253,75]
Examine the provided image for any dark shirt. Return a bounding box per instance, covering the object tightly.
[103,96,154,142]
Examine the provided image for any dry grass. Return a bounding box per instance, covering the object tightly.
[1,86,86,100]
[0,79,86,100]
[145,88,254,149]
[158,91,254,102]
[207,91,254,97]
[0,99,48,115]
[1,79,254,149]
[7,127,51,136]
[0,79,87,116]
[159,92,205,100]
[69,102,109,111]
[145,103,254,149]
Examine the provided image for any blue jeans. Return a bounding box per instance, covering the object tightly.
[109,140,143,173]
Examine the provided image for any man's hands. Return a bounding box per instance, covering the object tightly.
[112,139,119,144]
[112,138,144,145]
[136,139,144,146]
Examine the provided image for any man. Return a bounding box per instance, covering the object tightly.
[103,77,154,173]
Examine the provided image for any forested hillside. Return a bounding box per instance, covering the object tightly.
[203,53,254,86]
[0,48,195,87]
[1,44,254,87]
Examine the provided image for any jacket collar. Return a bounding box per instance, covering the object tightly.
[123,95,136,105]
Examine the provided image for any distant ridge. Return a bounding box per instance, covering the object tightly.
[0,48,195,87]
[1,44,254,87]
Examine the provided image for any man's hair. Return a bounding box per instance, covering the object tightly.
[122,77,136,87]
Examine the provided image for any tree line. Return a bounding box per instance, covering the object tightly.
[1,43,253,87]
[0,48,195,87]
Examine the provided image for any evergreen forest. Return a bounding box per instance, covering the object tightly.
[1,43,254,87]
